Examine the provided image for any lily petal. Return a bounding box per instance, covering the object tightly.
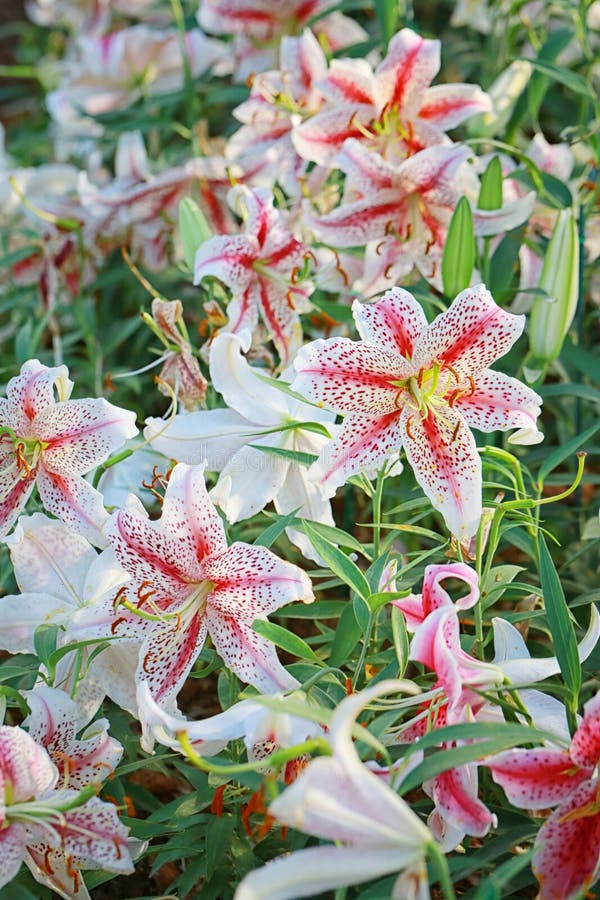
[352,288,428,357]
[455,369,543,442]
[411,284,525,379]
[293,337,409,416]
[210,331,289,425]
[532,778,600,900]
[487,748,587,808]
[400,405,481,540]
[309,412,404,498]
[144,408,256,468]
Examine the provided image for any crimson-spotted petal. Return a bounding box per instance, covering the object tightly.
[400,404,481,540]
[570,691,600,770]
[376,28,440,114]
[454,369,543,444]
[159,463,227,561]
[309,412,404,499]
[293,337,409,416]
[352,288,428,357]
[533,778,600,900]
[487,748,588,808]
[412,284,525,379]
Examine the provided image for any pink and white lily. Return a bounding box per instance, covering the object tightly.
[487,690,600,900]
[144,330,337,561]
[226,30,327,197]
[293,27,491,166]
[235,680,434,900]
[23,686,123,789]
[194,185,314,364]
[0,360,138,545]
[306,140,535,290]
[99,462,313,705]
[197,0,367,82]
[0,724,132,900]
[292,284,543,540]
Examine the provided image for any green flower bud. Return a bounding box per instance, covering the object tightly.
[529,209,579,367]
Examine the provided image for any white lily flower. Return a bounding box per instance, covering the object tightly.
[235,680,434,900]
[491,605,600,685]
[145,331,338,561]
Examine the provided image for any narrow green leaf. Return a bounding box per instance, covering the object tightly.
[248,443,318,467]
[33,624,60,678]
[488,226,526,293]
[441,196,475,297]
[521,58,597,101]
[391,605,410,677]
[538,534,581,723]
[178,197,212,271]
[375,0,399,49]
[252,619,323,664]
[302,520,371,600]
[399,722,561,793]
[329,602,362,668]
[478,156,503,210]
[254,508,300,548]
[538,421,600,485]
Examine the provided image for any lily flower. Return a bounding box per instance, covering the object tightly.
[102,462,314,705]
[0,724,132,900]
[197,0,367,82]
[144,330,337,561]
[293,27,491,166]
[487,690,600,900]
[194,185,314,364]
[235,680,434,900]
[226,30,327,197]
[0,359,138,545]
[305,140,535,290]
[292,284,543,540]
[137,681,324,770]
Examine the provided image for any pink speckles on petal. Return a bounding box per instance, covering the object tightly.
[533,778,600,900]
[570,691,600,770]
[139,617,207,706]
[293,337,409,416]
[6,360,72,419]
[159,463,227,562]
[310,411,404,498]
[427,766,495,837]
[204,542,313,618]
[352,288,428,358]
[35,399,138,476]
[455,369,543,439]
[487,748,586,809]
[206,609,298,693]
[36,470,108,548]
[400,405,481,541]
[108,506,200,603]
[412,284,525,378]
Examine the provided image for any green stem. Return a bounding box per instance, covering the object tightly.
[372,463,388,558]
[427,840,456,900]
[352,611,375,690]
[178,734,331,774]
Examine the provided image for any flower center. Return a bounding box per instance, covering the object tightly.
[0,429,46,501]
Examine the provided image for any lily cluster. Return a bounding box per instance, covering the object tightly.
[0,1,598,899]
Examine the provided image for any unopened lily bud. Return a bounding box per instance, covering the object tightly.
[529,208,579,367]
[178,197,212,272]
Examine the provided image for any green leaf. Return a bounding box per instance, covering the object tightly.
[33,624,60,678]
[399,722,562,793]
[522,58,597,102]
[302,520,371,601]
[538,421,600,485]
[178,197,212,271]
[441,196,475,297]
[488,226,526,294]
[538,534,581,725]
[252,619,323,664]
[329,602,362,668]
[478,156,503,210]
[301,520,367,554]
[391,605,410,677]
[254,508,300,548]
[375,0,399,48]
[248,443,318,467]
